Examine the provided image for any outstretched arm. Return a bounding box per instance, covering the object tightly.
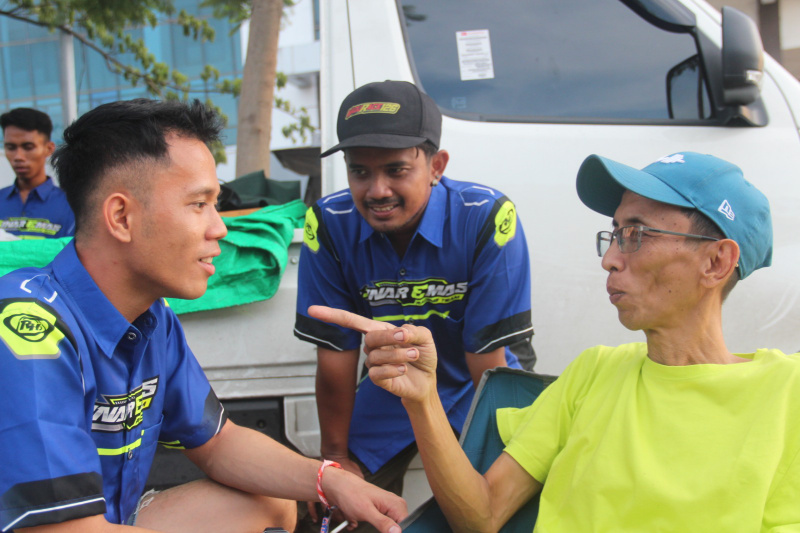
[315,347,363,477]
[308,306,542,533]
[466,347,508,389]
[185,419,407,532]
[307,347,364,524]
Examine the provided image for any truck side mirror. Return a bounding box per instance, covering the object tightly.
[722,6,764,106]
[667,54,707,119]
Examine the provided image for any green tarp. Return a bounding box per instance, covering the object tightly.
[0,200,307,315]
[219,170,302,210]
[170,199,306,314]
[0,236,71,275]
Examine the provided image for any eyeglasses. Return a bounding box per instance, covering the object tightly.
[596,225,720,257]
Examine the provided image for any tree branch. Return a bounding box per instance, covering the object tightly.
[0,7,223,97]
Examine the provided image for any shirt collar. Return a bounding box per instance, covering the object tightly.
[357,177,446,248]
[51,242,157,358]
[9,176,55,201]
[31,177,56,201]
[2,184,15,200]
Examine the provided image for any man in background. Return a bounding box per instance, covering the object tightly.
[0,107,74,239]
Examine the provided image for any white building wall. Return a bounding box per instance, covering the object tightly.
[221,0,320,182]
[782,0,800,49]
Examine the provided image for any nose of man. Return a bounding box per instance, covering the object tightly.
[601,239,623,273]
[208,209,228,241]
[366,174,395,200]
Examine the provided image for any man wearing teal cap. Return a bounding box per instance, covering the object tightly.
[308,152,800,531]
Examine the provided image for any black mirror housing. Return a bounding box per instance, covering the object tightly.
[722,6,764,106]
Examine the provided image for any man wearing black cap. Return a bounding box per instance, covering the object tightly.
[308,152,800,531]
[294,80,533,531]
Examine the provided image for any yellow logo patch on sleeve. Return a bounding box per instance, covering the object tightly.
[494,200,517,247]
[0,301,65,359]
[303,207,321,253]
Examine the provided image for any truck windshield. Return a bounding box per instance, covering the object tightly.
[399,0,712,122]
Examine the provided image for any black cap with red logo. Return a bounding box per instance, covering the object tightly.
[320,80,442,158]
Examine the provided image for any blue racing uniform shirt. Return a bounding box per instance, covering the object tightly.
[0,242,226,531]
[0,177,75,238]
[295,176,533,473]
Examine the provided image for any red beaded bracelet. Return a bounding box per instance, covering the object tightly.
[316,459,342,509]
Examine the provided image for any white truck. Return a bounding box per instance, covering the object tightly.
[167,0,800,504]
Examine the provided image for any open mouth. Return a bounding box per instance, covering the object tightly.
[199,256,217,275]
[367,199,402,217]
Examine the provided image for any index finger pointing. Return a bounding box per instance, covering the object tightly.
[308,305,394,334]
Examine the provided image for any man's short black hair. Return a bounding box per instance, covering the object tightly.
[0,108,53,139]
[51,99,224,233]
[416,141,438,160]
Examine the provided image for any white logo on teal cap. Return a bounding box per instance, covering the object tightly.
[658,154,685,164]
[718,200,735,221]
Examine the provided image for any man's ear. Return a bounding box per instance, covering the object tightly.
[702,239,740,289]
[45,140,55,157]
[102,192,136,243]
[430,150,450,182]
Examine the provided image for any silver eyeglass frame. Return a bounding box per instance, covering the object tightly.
[596,225,720,257]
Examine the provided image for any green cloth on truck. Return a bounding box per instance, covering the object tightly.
[170,199,306,314]
[0,200,307,315]
[0,237,72,274]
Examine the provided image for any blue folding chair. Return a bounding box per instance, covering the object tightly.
[400,368,556,532]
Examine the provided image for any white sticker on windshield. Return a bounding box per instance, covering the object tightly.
[456,29,495,81]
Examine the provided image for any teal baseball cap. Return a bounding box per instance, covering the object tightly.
[576,151,772,279]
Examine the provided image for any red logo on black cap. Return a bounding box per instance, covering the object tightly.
[345,102,401,119]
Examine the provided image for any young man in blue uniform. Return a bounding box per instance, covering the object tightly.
[294,81,533,531]
[0,108,75,239]
[0,99,407,533]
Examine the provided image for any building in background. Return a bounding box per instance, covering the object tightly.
[0,0,321,187]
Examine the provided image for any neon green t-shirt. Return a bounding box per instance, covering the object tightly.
[498,343,800,532]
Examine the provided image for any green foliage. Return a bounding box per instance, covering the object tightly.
[275,96,312,144]
[0,0,315,164]
[0,0,219,98]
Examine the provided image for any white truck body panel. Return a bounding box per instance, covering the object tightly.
[318,0,800,377]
